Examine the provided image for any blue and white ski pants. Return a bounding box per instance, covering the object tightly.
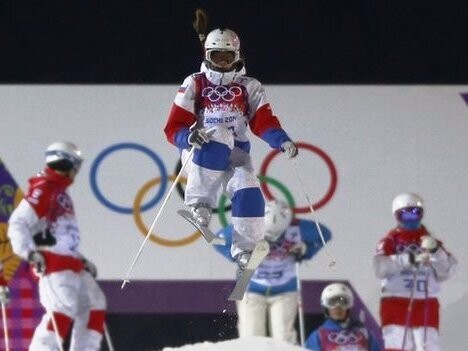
[182,125,265,257]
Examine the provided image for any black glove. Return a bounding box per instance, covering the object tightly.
[33,229,56,246]
[83,259,98,278]
[28,251,46,274]
[188,129,209,149]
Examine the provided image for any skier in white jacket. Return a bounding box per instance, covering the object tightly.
[164,28,298,271]
[8,142,106,350]
[216,199,331,343]
[373,193,457,351]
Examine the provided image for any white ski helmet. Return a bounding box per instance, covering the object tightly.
[204,28,241,69]
[264,199,293,242]
[45,141,83,172]
[392,193,424,214]
[321,283,354,309]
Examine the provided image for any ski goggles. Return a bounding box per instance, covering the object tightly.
[396,207,424,223]
[323,295,352,309]
[46,151,83,172]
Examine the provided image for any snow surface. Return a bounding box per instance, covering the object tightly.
[161,336,307,351]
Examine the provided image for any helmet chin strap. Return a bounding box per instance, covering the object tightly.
[210,63,235,72]
[201,60,246,85]
[205,67,237,85]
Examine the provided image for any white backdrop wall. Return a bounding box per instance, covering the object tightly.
[1,85,467,348]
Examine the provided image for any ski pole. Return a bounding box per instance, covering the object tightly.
[104,322,115,351]
[121,146,195,289]
[402,268,418,350]
[423,265,430,350]
[295,262,305,347]
[1,301,9,351]
[290,158,337,268]
[40,274,64,351]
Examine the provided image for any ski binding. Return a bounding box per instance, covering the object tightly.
[228,239,270,301]
[177,209,225,245]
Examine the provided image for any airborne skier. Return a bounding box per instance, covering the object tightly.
[163,27,298,279]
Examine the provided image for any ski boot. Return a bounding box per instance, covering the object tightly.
[229,240,270,301]
[235,251,252,278]
[190,203,212,227]
[177,203,225,245]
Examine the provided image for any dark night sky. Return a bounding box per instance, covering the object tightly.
[0,0,466,84]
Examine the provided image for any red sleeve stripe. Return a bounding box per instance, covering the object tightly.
[249,104,282,137]
[26,181,53,218]
[164,103,197,144]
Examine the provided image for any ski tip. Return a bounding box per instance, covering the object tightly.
[228,293,243,301]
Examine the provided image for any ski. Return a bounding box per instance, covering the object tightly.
[177,209,226,245]
[228,239,270,301]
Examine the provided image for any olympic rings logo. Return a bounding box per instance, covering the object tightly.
[89,141,338,247]
[201,86,243,102]
[327,330,363,344]
[260,142,337,213]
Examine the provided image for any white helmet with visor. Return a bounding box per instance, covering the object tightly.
[45,141,83,172]
[204,28,241,71]
[392,193,424,214]
[320,283,354,310]
[392,193,424,228]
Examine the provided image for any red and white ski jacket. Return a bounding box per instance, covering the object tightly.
[164,63,292,152]
[8,167,84,273]
[373,225,456,328]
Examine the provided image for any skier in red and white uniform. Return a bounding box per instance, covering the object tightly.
[8,142,106,350]
[373,193,457,351]
[164,28,298,270]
